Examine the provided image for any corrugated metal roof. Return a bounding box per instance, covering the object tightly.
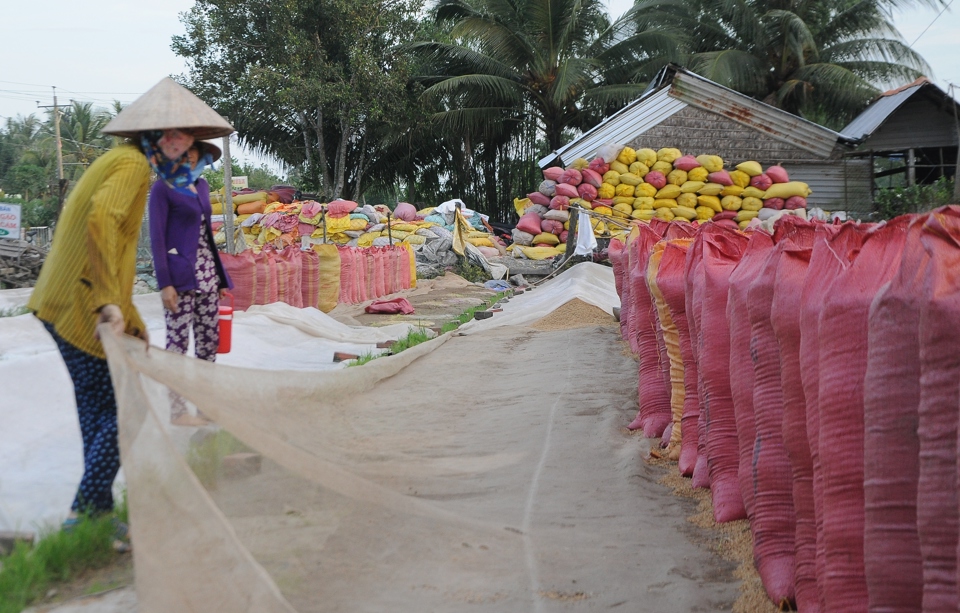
[840,85,920,141]
[669,71,841,158]
[539,87,687,167]
[540,65,844,167]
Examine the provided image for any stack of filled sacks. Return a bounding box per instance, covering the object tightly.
[585,146,812,228]
[415,201,505,258]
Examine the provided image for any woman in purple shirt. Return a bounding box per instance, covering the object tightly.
[148,137,232,426]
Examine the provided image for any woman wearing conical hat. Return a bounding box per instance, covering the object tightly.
[28,77,233,550]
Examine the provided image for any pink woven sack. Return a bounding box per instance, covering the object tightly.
[862,216,927,613]
[699,226,748,521]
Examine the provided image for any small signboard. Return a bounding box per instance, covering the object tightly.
[232,176,249,189]
[0,203,21,238]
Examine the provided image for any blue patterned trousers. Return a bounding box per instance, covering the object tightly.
[42,321,120,514]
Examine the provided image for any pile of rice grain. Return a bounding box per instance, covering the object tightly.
[529,298,615,331]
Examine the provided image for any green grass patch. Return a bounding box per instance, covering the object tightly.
[186,430,253,490]
[351,290,510,365]
[0,497,129,613]
[0,306,29,318]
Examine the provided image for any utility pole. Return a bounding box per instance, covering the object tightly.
[222,121,236,254]
[37,87,68,217]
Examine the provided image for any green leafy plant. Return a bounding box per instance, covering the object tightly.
[874,177,956,220]
[452,257,490,283]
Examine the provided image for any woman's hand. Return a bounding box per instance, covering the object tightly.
[161,286,179,313]
[219,288,229,300]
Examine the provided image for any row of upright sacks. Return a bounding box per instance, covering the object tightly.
[609,208,960,613]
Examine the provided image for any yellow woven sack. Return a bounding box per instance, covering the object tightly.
[741,197,763,212]
[602,171,621,185]
[467,236,494,247]
[651,160,673,175]
[598,183,616,199]
[687,166,709,182]
[721,196,743,211]
[654,198,678,210]
[466,230,490,239]
[739,220,752,229]
[235,214,252,225]
[572,157,589,170]
[763,182,812,199]
[667,169,688,186]
[629,161,650,177]
[325,215,352,234]
[392,223,419,233]
[350,218,369,231]
[696,154,724,173]
[741,186,766,199]
[695,206,716,220]
[514,197,532,217]
[671,206,697,220]
[592,205,613,217]
[402,234,425,246]
[517,246,562,260]
[595,221,607,234]
[617,146,637,165]
[609,160,629,174]
[636,148,658,167]
[698,183,724,196]
[613,202,633,218]
[615,183,635,197]
[633,196,655,210]
[631,209,655,220]
[735,161,763,177]
[572,198,592,209]
[657,148,682,163]
[612,196,636,206]
[533,232,560,245]
[721,185,744,197]
[384,229,411,241]
[357,232,380,247]
[680,181,704,193]
[655,184,682,199]
[564,220,571,231]
[696,195,722,212]
[635,183,658,198]
[654,207,675,221]
[736,209,759,222]
[418,206,436,217]
[676,193,698,209]
[619,173,643,186]
[729,170,751,188]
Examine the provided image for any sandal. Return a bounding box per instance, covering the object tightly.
[111,519,132,554]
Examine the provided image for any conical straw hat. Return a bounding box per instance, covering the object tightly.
[195,139,222,163]
[103,77,234,139]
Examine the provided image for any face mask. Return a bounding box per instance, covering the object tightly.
[141,133,196,196]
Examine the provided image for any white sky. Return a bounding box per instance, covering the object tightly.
[1,0,957,142]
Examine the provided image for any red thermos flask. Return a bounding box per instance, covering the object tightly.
[218,292,234,354]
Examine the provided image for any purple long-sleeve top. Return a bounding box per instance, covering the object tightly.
[148,178,232,293]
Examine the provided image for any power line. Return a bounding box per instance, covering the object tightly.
[909,0,954,48]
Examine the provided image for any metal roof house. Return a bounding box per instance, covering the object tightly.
[841,77,959,189]
[540,65,872,211]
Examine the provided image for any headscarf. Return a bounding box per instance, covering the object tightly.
[141,131,208,196]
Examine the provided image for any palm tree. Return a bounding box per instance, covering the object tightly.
[630,0,938,128]
[413,0,682,152]
[56,101,112,178]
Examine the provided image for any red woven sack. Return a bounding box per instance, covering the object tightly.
[799,223,869,611]
[769,220,819,613]
[272,246,303,308]
[862,216,926,613]
[700,226,749,522]
[626,224,671,435]
[609,238,631,343]
[817,219,909,613]
[746,229,803,605]
[517,213,543,236]
[684,228,710,488]
[917,207,960,611]
[727,230,774,521]
[219,249,278,311]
